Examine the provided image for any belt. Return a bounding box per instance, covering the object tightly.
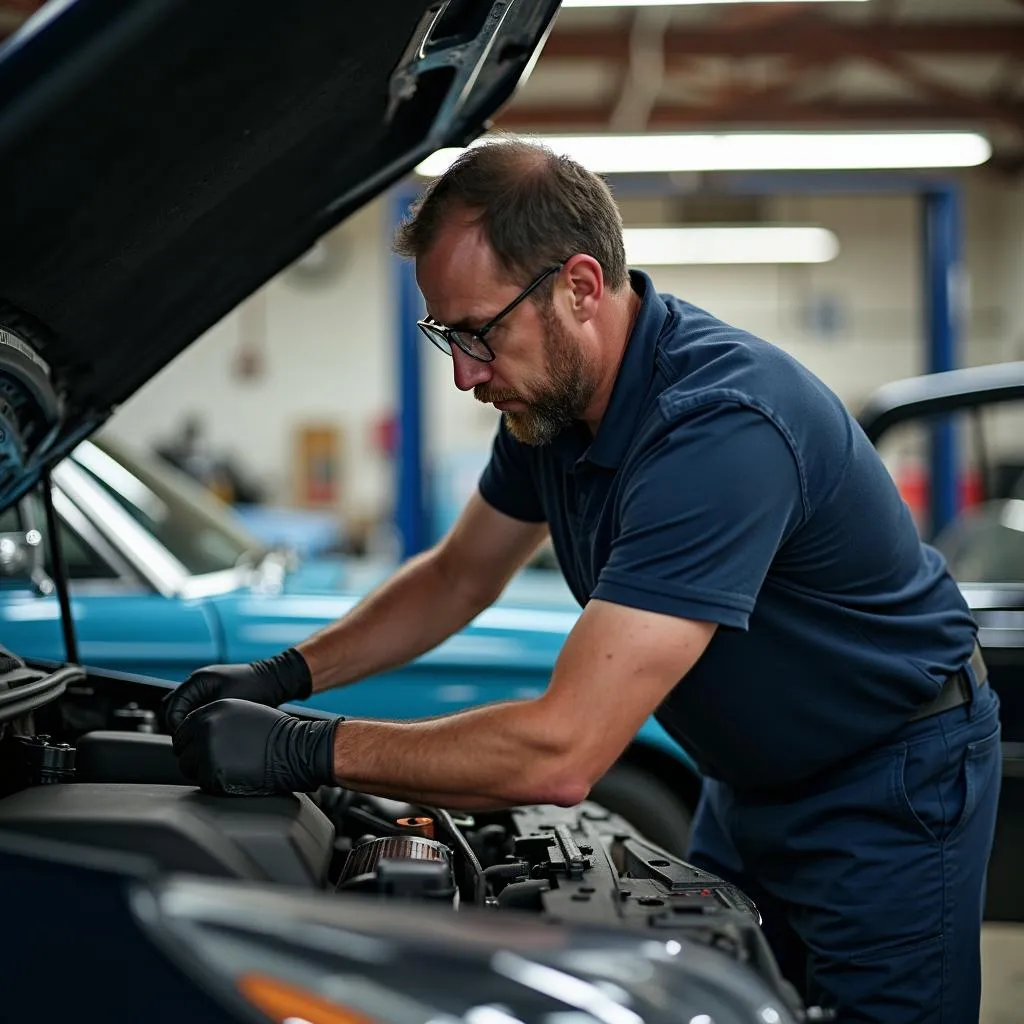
[907,642,988,723]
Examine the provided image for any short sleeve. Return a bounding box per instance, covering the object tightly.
[478,418,547,523]
[592,402,805,629]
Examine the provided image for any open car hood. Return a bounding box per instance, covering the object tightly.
[0,0,560,510]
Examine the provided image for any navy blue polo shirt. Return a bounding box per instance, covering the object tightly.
[479,270,977,791]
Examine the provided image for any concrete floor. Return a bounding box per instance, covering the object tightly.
[981,925,1024,1024]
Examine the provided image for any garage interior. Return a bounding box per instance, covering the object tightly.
[1,0,1023,1020]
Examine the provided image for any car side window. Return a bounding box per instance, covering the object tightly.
[873,398,1024,582]
[18,495,118,582]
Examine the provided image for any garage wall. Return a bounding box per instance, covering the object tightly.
[625,179,1010,408]
[106,172,1022,523]
[108,199,395,522]
[997,178,1024,360]
[970,175,1024,472]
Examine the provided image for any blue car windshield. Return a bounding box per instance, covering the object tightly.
[70,436,264,577]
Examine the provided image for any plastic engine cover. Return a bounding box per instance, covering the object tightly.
[0,783,334,887]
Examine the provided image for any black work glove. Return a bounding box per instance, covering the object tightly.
[162,648,312,733]
[172,699,340,796]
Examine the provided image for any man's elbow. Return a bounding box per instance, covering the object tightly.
[432,541,504,613]
[500,777,591,808]
[500,754,596,808]
[497,706,615,807]
[546,778,593,807]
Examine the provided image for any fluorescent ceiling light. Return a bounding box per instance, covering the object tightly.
[415,132,991,176]
[624,226,839,265]
[562,0,868,6]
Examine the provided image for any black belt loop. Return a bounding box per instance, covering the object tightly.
[907,641,987,724]
[966,640,987,721]
[969,640,988,688]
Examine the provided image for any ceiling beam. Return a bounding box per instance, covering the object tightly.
[866,51,1024,132]
[709,3,808,31]
[541,21,1024,61]
[496,100,1024,130]
[696,56,832,122]
[871,0,902,25]
[992,58,1024,103]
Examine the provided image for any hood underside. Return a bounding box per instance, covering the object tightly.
[0,0,560,509]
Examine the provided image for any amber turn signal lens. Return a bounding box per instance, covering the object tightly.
[238,973,381,1024]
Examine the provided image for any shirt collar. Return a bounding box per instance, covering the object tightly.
[582,269,668,470]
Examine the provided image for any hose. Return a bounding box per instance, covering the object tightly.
[423,805,487,906]
[0,665,84,723]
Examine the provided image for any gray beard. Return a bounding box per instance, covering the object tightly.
[500,318,596,447]
[503,394,579,446]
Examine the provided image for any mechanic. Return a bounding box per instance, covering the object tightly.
[165,139,1001,1024]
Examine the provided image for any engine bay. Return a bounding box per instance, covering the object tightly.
[0,653,811,1021]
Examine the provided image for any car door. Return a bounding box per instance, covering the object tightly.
[0,488,220,680]
[859,362,1024,921]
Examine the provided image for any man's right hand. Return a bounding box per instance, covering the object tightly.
[162,647,313,733]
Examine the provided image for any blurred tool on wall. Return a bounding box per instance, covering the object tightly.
[154,414,264,505]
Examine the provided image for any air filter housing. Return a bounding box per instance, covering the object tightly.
[337,835,456,903]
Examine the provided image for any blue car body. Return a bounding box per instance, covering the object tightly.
[0,446,696,777]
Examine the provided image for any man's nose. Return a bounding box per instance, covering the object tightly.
[451,346,493,391]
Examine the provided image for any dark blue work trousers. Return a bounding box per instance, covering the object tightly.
[688,676,1001,1023]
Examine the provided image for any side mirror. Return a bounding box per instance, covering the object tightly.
[0,530,54,595]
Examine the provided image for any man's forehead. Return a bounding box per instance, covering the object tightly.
[416,219,507,323]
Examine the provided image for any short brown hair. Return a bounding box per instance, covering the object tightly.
[393,137,629,292]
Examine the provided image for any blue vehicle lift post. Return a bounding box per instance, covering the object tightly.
[923,185,963,537]
[392,187,429,560]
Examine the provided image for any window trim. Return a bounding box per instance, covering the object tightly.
[50,458,189,596]
[4,488,149,592]
[50,488,149,591]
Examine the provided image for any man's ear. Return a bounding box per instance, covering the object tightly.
[562,255,603,324]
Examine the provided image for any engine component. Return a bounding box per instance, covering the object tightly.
[13,734,75,785]
[337,835,455,902]
[426,805,487,905]
[75,731,189,784]
[395,816,434,839]
[339,835,448,879]
[111,703,157,733]
[496,802,811,1021]
[469,822,509,866]
[0,782,334,887]
[0,317,61,508]
[0,652,83,724]
[507,803,760,923]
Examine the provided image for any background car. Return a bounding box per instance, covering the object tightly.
[858,360,1024,923]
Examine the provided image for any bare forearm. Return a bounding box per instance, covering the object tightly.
[298,549,493,692]
[330,699,589,809]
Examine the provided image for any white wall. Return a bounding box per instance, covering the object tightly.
[109,199,395,521]
[105,171,1024,525]
[996,177,1024,359]
[625,180,1011,409]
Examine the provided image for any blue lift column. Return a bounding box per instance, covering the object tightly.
[923,185,963,538]
[392,187,429,559]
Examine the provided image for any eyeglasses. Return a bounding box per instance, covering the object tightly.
[417,264,563,363]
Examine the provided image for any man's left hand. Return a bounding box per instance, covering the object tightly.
[172,699,340,796]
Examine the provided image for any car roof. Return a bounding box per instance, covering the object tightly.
[857,362,1024,444]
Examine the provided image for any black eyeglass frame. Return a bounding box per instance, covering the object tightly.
[417,263,564,363]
